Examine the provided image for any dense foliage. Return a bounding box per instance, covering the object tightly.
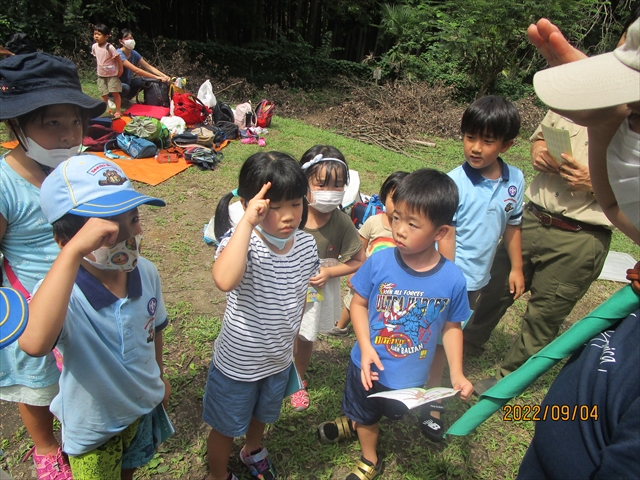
[0,0,634,98]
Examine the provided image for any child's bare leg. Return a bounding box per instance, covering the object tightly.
[425,344,447,419]
[112,92,122,115]
[336,307,351,329]
[244,417,266,454]
[294,336,313,379]
[355,422,380,465]
[17,403,59,455]
[206,428,234,480]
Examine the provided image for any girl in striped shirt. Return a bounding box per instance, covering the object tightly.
[204,151,319,480]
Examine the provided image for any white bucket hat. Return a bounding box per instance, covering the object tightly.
[533,18,640,110]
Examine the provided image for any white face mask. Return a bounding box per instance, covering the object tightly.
[255,225,296,250]
[123,39,136,50]
[606,118,640,230]
[24,137,80,169]
[309,190,345,213]
[84,234,142,272]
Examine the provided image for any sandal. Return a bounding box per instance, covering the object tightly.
[346,456,383,480]
[419,401,445,442]
[113,112,122,119]
[317,415,355,444]
[290,380,309,411]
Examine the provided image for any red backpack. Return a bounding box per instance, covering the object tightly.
[82,125,118,151]
[172,92,211,126]
[254,99,275,127]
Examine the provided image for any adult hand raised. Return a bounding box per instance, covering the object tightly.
[527,18,587,67]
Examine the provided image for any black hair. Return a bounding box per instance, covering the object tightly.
[392,169,458,227]
[118,28,133,42]
[379,171,409,204]
[460,95,520,142]
[300,144,350,188]
[52,213,89,244]
[214,151,309,240]
[93,24,110,36]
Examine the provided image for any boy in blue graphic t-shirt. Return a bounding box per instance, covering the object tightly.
[319,169,473,479]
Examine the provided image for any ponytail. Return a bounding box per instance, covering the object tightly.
[213,191,236,241]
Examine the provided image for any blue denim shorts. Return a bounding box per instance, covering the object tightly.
[342,359,408,426]
[202,362,289,437]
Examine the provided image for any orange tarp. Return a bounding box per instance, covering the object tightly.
[1,141,190,186]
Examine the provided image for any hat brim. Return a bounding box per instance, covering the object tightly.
[0,87,106,120]
[68,191,166,218]
[0,288,28,350]
[533,52,640,111]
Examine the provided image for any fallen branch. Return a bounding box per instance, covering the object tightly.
[408,139,436,148]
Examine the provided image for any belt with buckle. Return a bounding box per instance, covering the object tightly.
[528,203,608,233]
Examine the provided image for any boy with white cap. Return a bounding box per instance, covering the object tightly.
[19,155,171,480]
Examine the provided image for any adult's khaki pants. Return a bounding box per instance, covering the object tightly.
[464,208,611,378]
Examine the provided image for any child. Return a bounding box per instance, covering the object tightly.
[331,171,409,335]
[292,145,365,411]
[91,24,123,118]
[19,155,170,480]
[423,95,524,439]
[206,152,319,480]
[0,52,105,479]
[320,169,474,479]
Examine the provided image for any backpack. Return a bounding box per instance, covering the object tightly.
[137,80,170,107]
[234,102,255,128]
[215,121,239,140]
[172,92,211,125]
[104,134,158,159]
[82,125,118,152]
[213,102,234,123]
[183,146,223,171]
[350,194,385,229]
[254,99,275,128]
[124,116,169,147]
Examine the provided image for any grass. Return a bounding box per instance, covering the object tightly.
[0,79,638,479]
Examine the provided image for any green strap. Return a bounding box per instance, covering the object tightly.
[446,285,640,437]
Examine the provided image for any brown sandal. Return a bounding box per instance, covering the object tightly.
[317,415,355,444]
[347,456,383,480]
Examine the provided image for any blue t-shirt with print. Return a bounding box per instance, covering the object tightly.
[350,248,470,389]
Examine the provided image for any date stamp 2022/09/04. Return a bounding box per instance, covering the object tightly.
[503,404,599,422]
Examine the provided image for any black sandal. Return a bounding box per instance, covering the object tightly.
[419,401,445,442]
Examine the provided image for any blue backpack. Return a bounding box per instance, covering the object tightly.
[104,134,158,159]
[350,194,385,229]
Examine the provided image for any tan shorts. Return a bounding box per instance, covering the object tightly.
[97,76,122,96]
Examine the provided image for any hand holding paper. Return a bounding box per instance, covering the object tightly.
[541,124,572,163]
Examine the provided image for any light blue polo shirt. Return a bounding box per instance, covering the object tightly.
[447,159,524,291]
[44,257,168,455]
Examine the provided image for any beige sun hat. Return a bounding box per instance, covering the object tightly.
[533,18,640,111]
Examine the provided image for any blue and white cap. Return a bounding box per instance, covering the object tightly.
[0,287,28,350]
[41,155,166,223]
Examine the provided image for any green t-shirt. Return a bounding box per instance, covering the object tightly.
[304,209,362,261]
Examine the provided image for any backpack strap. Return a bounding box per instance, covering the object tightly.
[104,138,130,160]
[3,257,31,301]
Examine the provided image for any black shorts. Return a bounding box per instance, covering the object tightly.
[341,359,408,425]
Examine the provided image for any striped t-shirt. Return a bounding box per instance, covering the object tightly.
[213,229,319,381]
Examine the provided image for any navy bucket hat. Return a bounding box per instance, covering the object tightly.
[0,52,105,120]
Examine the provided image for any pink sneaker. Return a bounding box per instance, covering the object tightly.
[241,137,258,145]
[24,446,73,480]
[257,138,266,147]
[290,380,309,411]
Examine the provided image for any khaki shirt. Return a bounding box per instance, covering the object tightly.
[526,111,612,228]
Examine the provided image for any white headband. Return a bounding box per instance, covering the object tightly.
[301,154,347,171]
